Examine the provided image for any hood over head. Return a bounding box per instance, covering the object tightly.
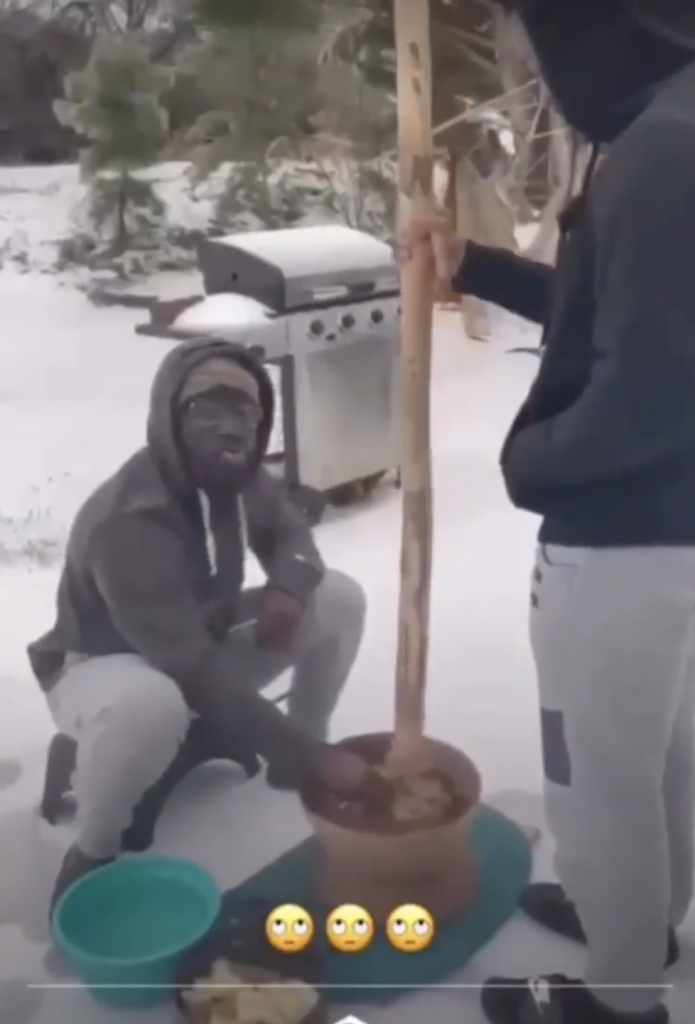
[496,0,695,143]
[147,338,275,493]
[629,0,695,51]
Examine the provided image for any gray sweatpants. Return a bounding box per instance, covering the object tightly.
[531,544,695,1014]
[46,568,366,861]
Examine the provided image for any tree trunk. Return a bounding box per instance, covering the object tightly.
[113,173,129,256]
[452,155,489,341]
[393,0,437,738]
[435,148,489,341]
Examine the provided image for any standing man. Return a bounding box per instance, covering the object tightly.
[29,339,375,912]
[405,3,695,1023]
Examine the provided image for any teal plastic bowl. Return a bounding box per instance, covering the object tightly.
[52,856,222,1009]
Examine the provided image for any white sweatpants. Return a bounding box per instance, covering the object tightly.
[47,653,190,859]
[46,569,365,860]
[531,544,695,1014]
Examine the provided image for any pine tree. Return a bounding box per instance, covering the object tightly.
[195,0,321,31]
[181,0,327,233]
[184,0,396,233]
[55,36,175,256]
[183,0,326,175]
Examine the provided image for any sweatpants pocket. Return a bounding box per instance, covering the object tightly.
[540,544,586,571]
[540,707,571,786]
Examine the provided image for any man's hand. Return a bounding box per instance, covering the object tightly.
[396,215,468,297]
[312,744,394,807]
[255,587,304,651]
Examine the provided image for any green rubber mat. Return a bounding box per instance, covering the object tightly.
[223,804,532,1004]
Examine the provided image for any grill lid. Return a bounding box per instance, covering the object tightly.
[198,225,399,313]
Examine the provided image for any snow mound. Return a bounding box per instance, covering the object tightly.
[174,293,275,331]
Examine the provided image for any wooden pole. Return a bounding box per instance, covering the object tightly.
[393,0,440,742]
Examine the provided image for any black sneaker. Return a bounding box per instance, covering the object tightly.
[481,973,668,1024]
[521,884,680,968]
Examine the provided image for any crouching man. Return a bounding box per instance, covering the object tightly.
[28,339,370,911]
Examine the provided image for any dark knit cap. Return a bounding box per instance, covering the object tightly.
[179,357,260,406]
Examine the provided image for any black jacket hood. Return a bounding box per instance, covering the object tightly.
[629,0,695,52]
[146,338,275,493]
[508,0,695,143]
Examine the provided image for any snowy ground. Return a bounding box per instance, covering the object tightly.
[0,161,385,282]
[0,163,207,276]
[0,267,693,1024]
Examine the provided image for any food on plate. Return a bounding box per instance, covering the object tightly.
[182,958,320,1024]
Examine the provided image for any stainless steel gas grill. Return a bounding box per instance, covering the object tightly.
[138,224,402,524]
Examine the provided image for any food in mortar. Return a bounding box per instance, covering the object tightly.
[182,959,319,1024]
[323,764,465,829]
[373,764,457,820]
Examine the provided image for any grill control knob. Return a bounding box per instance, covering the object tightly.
[370,308,384,324]
[309,319,324,336]
[340,313,355,329]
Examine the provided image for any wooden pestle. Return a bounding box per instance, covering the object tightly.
[392,0,444,756]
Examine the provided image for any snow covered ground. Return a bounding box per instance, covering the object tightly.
[0,255,693,1024]
[0,163,209,276]
[0,161,388,282]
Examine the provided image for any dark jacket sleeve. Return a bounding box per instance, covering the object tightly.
[502,122,695,507]
[91,511,315,767]
[452,241,554,326]
[244,468,325,603]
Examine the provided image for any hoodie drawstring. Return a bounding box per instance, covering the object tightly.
[197,490,248,578]
[239,496,249,558]
[198,491,217,575]
[531,143,600,356]
[557,144,600,235]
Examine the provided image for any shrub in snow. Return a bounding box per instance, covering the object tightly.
[204,162,299,235]
[268,154,396,240]
[54,36,175,258]
[189,156,396,241]
[5,155,395,283]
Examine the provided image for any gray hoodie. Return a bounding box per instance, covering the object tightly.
[28,339,325,762]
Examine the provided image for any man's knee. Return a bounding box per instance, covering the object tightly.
[311,568,366,638]
[73,670,190,858]
[74,666,190,789]
[103,671,190,752]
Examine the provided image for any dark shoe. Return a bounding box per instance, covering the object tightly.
[265,762,304,791]
[120,719,261,853]
[521,884,680,968]
[119,721,214,853]
[49,845,114,922]
[481,973,668,1024]
[40,733,78,825]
